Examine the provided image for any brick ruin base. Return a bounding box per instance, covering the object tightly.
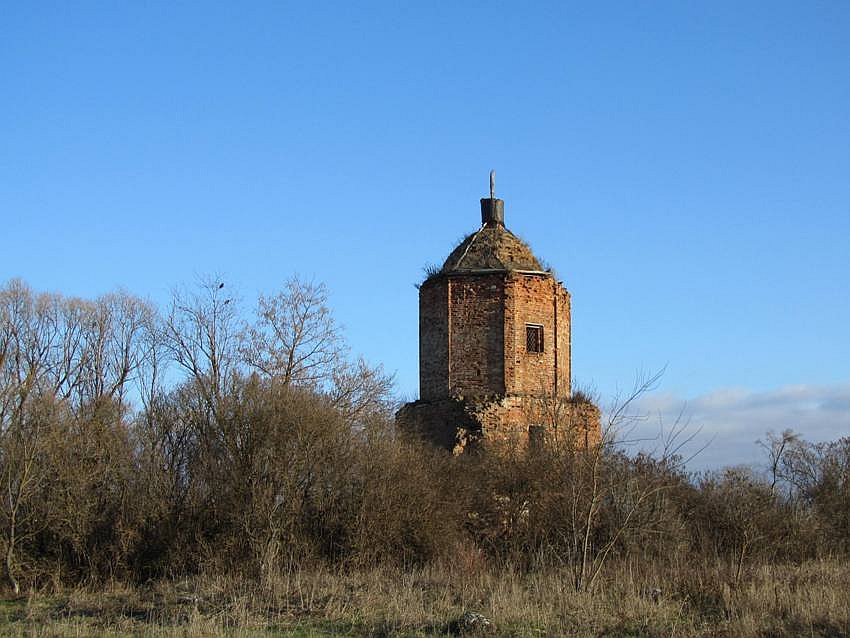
[396,395,601,454]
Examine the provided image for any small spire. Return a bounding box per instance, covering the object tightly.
[480,171,504,226]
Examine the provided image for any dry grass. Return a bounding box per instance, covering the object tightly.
[1,560,849,637]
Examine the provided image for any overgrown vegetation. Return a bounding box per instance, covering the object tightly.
[1,277,849,636]
[418,263,443,288]
[3,562,850,637]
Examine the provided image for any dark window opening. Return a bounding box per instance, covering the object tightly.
[526,324,544,353]
[529,424,545,452]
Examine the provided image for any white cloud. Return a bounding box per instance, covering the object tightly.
[617,381,850,471]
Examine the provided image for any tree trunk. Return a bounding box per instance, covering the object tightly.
[734,542,747,586]
[4,543,19,595]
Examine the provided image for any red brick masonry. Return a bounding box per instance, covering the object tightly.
[400,270,600,451]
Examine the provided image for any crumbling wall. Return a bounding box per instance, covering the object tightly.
[411,268,588,453]
[396,396,601,453]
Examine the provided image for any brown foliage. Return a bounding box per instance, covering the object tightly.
[1,277,849,601]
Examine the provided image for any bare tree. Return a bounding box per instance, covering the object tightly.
[243,277,344,388]
[757,428,799,495]
[0,396,59,594]
[243,276,393,423]
[0,281,64,592]
[532,368,699,592]
[163,277,241,415]
[82,291,156,409]
[780,436,850,551]
[0,281,65,424]
[328,357,393,423]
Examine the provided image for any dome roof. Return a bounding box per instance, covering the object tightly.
[441,225,545,274]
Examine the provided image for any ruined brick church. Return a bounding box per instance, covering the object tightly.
[397,175,601,452]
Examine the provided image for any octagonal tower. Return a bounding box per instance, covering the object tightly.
[397,178,600,452]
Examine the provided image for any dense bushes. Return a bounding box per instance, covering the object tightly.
[1,277,849,594]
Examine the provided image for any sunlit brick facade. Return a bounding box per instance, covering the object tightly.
[397,186,600,452]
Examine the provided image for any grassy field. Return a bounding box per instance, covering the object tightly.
[1,560,849,637]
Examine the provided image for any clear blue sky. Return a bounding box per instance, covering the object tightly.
[3,2,849,463]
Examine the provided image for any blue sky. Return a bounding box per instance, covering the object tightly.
[2,2,849,467]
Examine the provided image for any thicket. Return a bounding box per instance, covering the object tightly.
[1,277,849,598]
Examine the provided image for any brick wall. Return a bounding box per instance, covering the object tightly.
[504,273,571,398]
[413,268,588,449]
[396,395,601,452]
[396,398,474,450]
[447,274,505,397]
[420,272,571,402]
[419,279,448,400]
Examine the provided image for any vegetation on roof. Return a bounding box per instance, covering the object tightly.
[442,225,544,273]
[416,224,558,287]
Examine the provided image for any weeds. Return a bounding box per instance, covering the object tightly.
[2,562,849,637]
